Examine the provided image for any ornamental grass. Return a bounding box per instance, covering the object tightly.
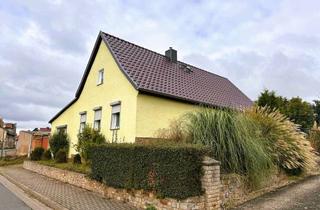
[156,106,318,188]
[245,106,317,174]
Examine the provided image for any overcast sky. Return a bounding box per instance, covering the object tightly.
[1,0,320,130]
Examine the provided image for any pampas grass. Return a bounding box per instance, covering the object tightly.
[245,106,317,174]
[184,108,274,188]
[155,106,317,187]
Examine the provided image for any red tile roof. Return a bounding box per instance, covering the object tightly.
[49,32,252,123]
[101,32,252,108]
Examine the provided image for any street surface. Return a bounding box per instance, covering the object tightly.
[0,183,30,210]
[235,175,320,210]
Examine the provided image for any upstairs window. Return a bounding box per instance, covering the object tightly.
[93,108,102,131]
[110,103,121,130]
[79,112,87,132]
[57,125,67,134]
[97,69,104,85]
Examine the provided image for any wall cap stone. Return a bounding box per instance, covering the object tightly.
[203,156,220,166]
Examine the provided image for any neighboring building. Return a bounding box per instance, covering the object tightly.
[16,127,51,156]
[4,123,17,148]
[0,118,17,149]
[16,131,32,156]
[49,31,252,154]
[0,118,4,128]
[31,127,50,150]
[0,118,5,149]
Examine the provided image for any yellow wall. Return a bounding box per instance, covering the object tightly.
[51,39,201,153]
[51,40,138,154]
[136,94,197,138]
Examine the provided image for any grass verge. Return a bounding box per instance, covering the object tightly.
[0,156,26,167]
[37,160,90,174]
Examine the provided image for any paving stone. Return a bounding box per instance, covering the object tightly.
[1,166,137,210]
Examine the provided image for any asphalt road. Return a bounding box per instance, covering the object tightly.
[0,183,30,210]
[235,175,320,210]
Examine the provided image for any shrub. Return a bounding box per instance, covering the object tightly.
[245,106,317,174]
[184,108,274,188]
[308,129,320,153]
[75,124,106,162]
[89,144,211,199]
[49,132,70,157]
[30,147,45,161]
[55,149,67,163]
[42,150,52,160]
[155,120,187,143]
[73,153,82,164]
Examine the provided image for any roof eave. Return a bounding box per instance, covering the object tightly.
[50,32,105,124]
[100,32,139,89]
[75,32,104,97]
[138,88,252,110]
[49,31,140,124]
[48,98,78,123]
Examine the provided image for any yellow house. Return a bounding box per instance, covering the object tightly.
[49,31,252,154]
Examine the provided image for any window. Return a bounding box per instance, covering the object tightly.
[79,112,87,132]
[97,69,104,85]
[110,104,120,130]
[93,108,102,131]
[57,125,67,134]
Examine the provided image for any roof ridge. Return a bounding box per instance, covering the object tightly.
[101,31,227,80]
[101,31,167,59]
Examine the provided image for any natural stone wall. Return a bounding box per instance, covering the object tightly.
[24,158,221,210]
[220,172,292,209]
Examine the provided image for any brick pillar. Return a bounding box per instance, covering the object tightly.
[202,156,221,210]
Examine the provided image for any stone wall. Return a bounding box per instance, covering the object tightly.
[220,172,292,209]
[24,158,221,210]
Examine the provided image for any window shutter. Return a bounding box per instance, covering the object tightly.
[112,105,120,114]
[80,114,86,123]
[94,109,102,120]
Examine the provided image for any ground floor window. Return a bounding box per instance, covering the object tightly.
[110,103,121,130]
[56,125,67,134]
[93,108,102,131]
[79,112,87,132]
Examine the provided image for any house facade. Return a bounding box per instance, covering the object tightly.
[50,32,252,154]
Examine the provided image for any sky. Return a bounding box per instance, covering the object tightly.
[1,0,320,130]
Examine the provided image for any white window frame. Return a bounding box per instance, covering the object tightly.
[93,108,102,131]
[110,102,121,130]
[97,69,104,85]
[79,112,87,133]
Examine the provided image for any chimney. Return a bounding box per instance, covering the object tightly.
[165,47,177,63]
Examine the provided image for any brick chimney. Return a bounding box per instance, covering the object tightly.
[165,47,177,63]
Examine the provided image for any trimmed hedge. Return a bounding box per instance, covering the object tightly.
[89,144,211,199]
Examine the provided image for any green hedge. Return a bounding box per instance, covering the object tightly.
[89,144,211,199]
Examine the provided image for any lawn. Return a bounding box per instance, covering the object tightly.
[0,156,26,167]
[37,160,90,174]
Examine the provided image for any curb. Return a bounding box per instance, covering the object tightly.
[0,170,68,210]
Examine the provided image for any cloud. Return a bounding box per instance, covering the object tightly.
[1,0,320,129]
